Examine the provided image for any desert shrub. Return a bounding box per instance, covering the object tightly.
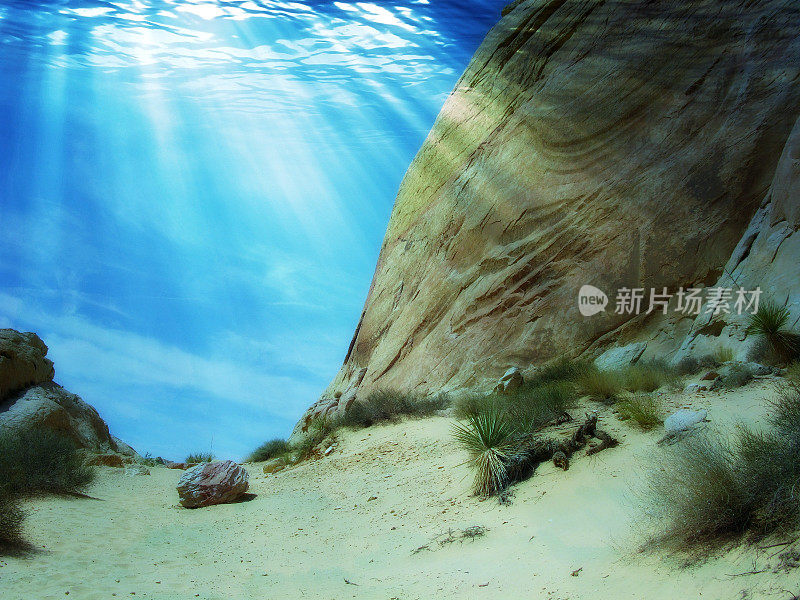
[718,364,754,390]
[674,354,719,376]
[185,452,214,464]
[747,300,799,363]
[528,357,594,386]
[577,368,622,403]
[503,380,577,434]
[452,393,497,420]
[247,438,290,463]
[645,433,751,549]
[715,346,735,363]
[452,409,514,497]
[0,494,25,549]
[341,390,448,428]
[645,391,800,549]
[785,362,800,388]
[293,415,338,461]
[616,394,663,430]
[0,428,94,496]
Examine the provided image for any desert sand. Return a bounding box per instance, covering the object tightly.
[1,379,796,600]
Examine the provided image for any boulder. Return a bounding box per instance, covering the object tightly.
[0,382,122,453]
[262,458,286,475]
[165,461,188,470]
[683,383,709,394]
[176,460,249,508]
[595,343,647,372]
[0,329,54,401]
[664,409,709,435]
[497,367,523,393]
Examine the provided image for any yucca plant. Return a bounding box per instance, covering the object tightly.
[452,409,515,497]
[746,300,798,362]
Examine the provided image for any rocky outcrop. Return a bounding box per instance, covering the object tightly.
[675,115,800,361]
[176,460,249,508]
[294,0,800,430]
[0,329,54,401]
[0,329,135,458]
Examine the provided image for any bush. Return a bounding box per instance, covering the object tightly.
[452,409,514,497]
[341,390,448,428]
[645,390,800,550]
[185,452,214,464]
[577,368,623,403]
[452,393,497,420]
[293,415,338,461]
[528,358,594,386]
[0,428,94,496]
[247,438,290,463]
[503,380,577,434]
[674,354,719,376]
[785,361,800,388]
[616,394,663,430]
[0,494,25,549]
[747,300,799,363]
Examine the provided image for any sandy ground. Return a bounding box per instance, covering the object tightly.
[1,378,798,600]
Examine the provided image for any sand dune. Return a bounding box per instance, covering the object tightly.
[1,380,795,600]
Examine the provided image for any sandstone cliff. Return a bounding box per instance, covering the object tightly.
[0,329,136,458]
[295,0,800,436]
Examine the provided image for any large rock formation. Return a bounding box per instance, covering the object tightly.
[0,329,135,458]
[295,0,800,432]
[176,460,250,508]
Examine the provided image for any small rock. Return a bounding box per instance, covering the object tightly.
[683,383,708,394]
[664,409,708,434]
[124,464,150,476]
[262,458,286,474]
[367,496,378,501]
[165,461,188,470]
[177,460,249,508]
[498,367,523,393]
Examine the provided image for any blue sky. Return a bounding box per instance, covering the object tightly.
[0,0,505,460]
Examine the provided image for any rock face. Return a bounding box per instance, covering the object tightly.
[294,0,800,430]
[176,460,249,508]
[0,329,54,401]
[0,329,135,458]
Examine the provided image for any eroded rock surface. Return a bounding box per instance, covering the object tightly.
[176,460,249,508]
[294,1,800,430]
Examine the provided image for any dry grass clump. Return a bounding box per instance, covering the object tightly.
[293,415,338,461]
[622,361,679,393]
[452,409,514,497]
[247,438,290,463]
[616,394,663,430]
[715,346,735,363]
[185,452,214,464]
[0,428,95,552]
[342,390,449,428]
[674,354,720,376]
[785,361,800,388]
[718,363,754,390]
[577,368,623,403]
[503,380,576,433]
[645,389,800,550]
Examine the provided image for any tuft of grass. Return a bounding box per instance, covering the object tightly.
[577,368,623,403]
[247,439,290,463]
[747,300,799,363]
[185,452,214,464]
[674,354,720,376]
[528,357,594,386]
[452,409,514,497]
[341,390,448,428]
[715,346,735,363]
[452,393,496,420]
[0,494,25,549]
[503,380,577,434]
[0,429,95,496]
[616,394,663,430]
[293,415,338,461]
[644,389,800,550]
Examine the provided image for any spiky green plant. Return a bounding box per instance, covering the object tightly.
[746,300,798,362]
[452,410,515,497]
